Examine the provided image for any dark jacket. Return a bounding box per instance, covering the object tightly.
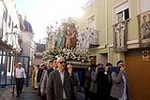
[97,72,112,100]
[83,68,91,89]
[36,69,43,83]
[46,70,78,100]
[47,68,54,77]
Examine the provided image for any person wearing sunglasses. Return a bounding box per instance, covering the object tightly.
[46,57,78,100]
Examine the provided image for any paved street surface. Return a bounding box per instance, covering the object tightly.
[0,85,84,100]
[0,86,39,100]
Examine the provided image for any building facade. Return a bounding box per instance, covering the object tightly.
[0,0,21,53]
[0,0,24,86]
[0,0,36,87]
[75,0,150,100]
[20,17,35,66]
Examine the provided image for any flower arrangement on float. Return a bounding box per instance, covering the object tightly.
[43,47,90,63]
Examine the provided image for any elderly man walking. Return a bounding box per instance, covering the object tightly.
[46,57,78,100]
[15,62,26,97]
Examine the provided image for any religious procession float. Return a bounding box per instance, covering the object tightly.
[43,17,99,68]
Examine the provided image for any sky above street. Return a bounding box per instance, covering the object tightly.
[15,0,88,43]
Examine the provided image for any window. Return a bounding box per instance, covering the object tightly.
[87,15,95,30]
[140,0,150,13]
[116,8,129,23]
[124,8,129,20]
[118,11,123,22]
[3,10,7,22]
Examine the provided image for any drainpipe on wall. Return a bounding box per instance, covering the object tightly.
[137,0,141,15]
[105,0,109,61]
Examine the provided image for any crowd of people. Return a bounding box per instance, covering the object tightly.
[26,56,129,100]
[30,57,78,100]
[83,58,129,100]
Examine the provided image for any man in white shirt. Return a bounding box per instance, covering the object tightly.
[15,62,26,97]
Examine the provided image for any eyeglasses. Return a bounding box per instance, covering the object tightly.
[59,61,66,64]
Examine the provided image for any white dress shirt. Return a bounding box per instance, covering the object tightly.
[59,70,67,99]
[15,67,26,78]
[119,73,127,100]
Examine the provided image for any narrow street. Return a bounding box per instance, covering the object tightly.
[0,86,38,100]
[0,84,84,100]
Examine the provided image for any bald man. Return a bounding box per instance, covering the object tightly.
[46,57,78,100]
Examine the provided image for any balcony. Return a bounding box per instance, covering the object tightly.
[78,28,100,49]
[89,29,100,48]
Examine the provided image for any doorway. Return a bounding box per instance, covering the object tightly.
[125,49,150,100]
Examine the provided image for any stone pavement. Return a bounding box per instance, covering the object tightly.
[0,85,84,100]
[0,86,39,100]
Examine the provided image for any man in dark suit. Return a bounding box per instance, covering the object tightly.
[96,63,112,100]
[46,57,78,100]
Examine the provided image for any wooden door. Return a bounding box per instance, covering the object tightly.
[125,49,150,100]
